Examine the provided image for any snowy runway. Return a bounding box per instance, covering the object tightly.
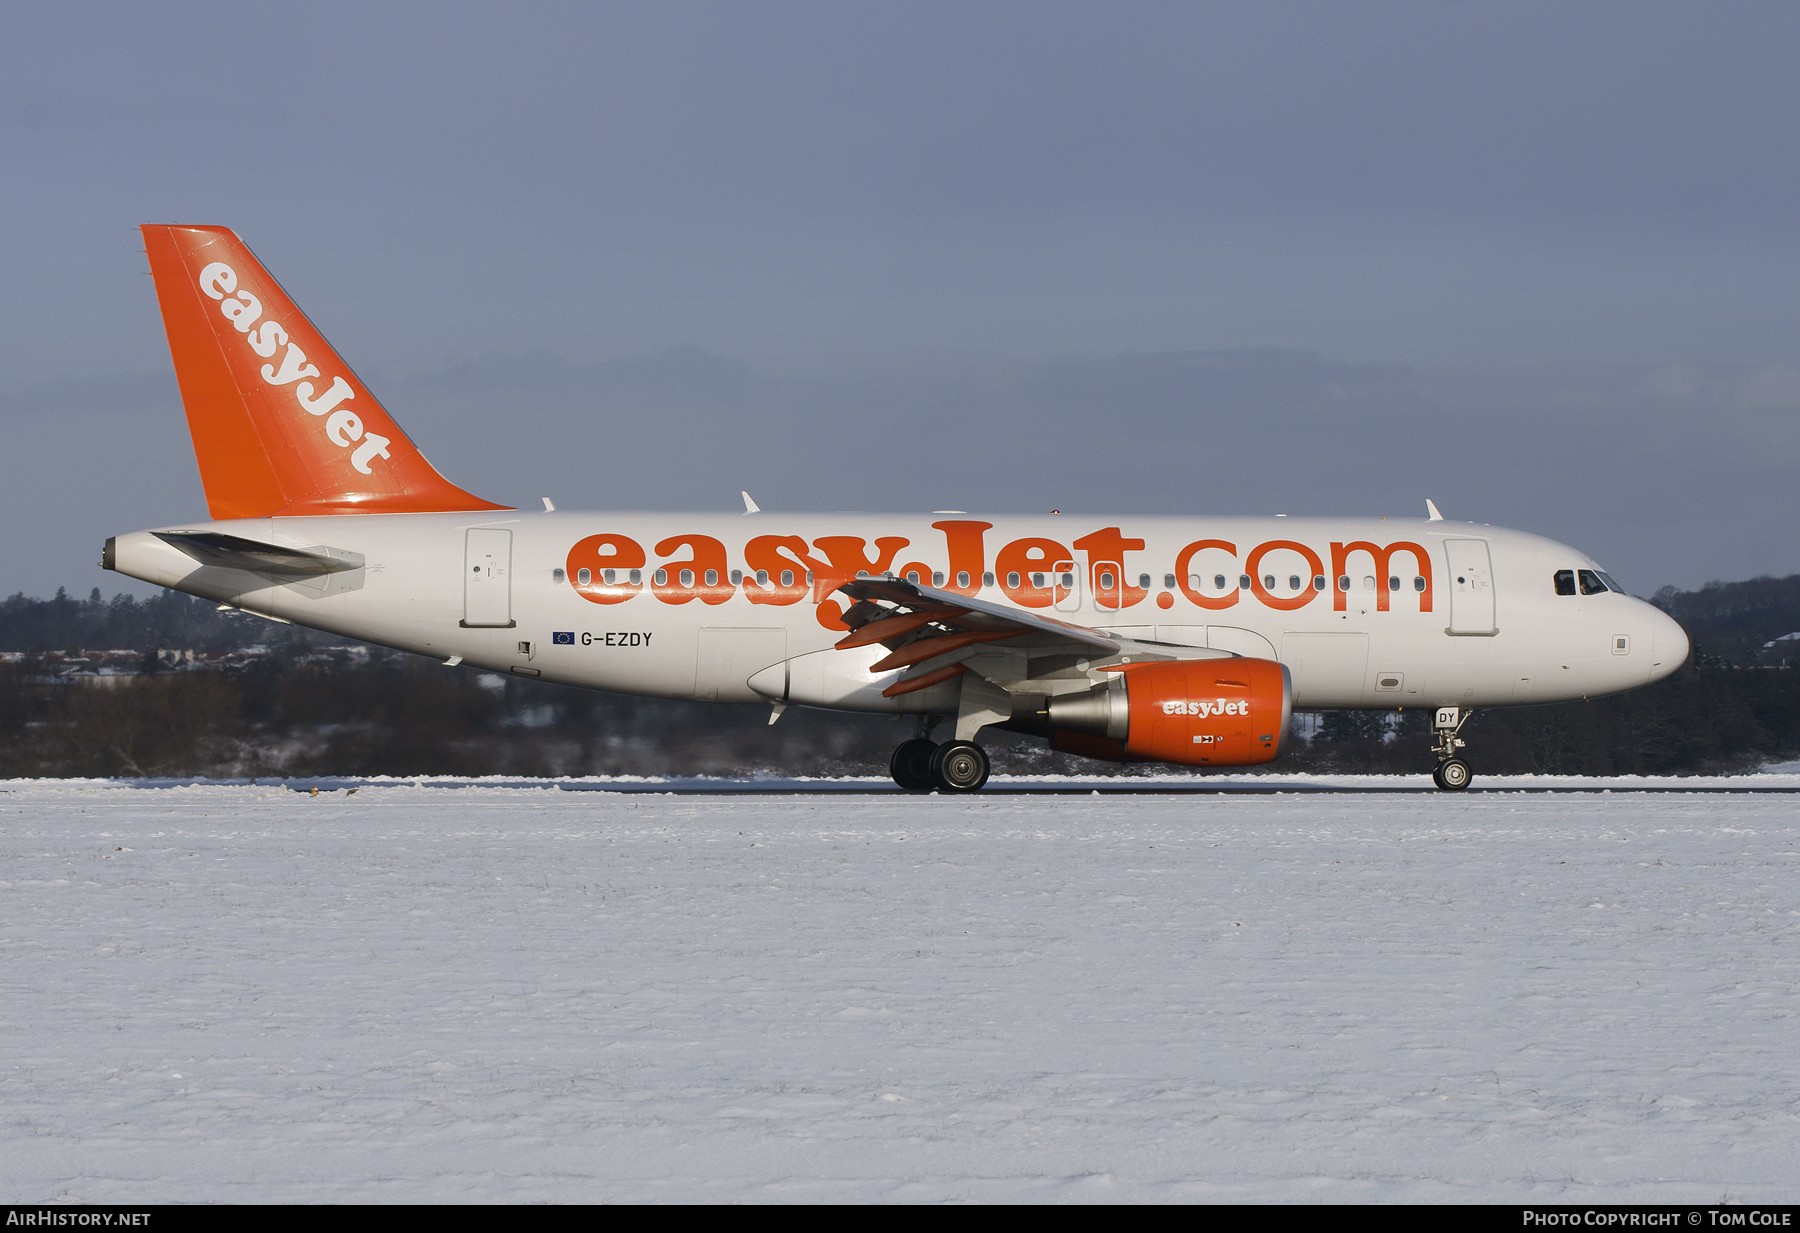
[3,779,1796,1203]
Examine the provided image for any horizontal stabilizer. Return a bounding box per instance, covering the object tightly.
[152,531,364,576]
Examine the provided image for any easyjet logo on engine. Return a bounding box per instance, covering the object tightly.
[1162,699,1247,717]
[197,262,393,475]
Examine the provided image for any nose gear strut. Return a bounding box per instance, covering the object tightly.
[1430,706,1473,791]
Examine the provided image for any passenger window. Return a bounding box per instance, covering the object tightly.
[1288,575,1300,591]
[1414,576,1426,592]
[933,571,944,586]
[679,568,694,587]
[756,569,769,586]
[1239,575,1252,590]
[1163,574,1175,590]
[781,569,795,587]
[730,569,743,586]
[1338,575,1350,592]
[654,569,668,585]
[983,572,995,587]
[1388,576,1399,591]
[628,569,642,585]
[1031,572,1045,588]
[1313,575,1325,591]
[1099,570,1115,590]
[1139,574,1151,590]
[1007,571,1020,588]
[577,568,591,586]
[957,571,970,588]
[1363,576,1375,591]
[553,568,566,584]
[1060,572,1074,588]
[704,569,718,587]
[905,570,919,584]
[1263,574,1275,589]
[1212,574,1225,590]
[1554,570,1576,596]
[1578,569,1607,596]
[602,568,615,585]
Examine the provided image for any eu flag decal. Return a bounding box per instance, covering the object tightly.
[552,631,575,645]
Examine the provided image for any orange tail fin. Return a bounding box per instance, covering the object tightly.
[141,225,510,519]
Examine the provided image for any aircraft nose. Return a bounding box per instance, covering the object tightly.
[1648,607,1690,681]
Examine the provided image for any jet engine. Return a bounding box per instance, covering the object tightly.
[1041,658,1292,767]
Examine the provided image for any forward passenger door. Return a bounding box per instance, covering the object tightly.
[1445,538,1496,635]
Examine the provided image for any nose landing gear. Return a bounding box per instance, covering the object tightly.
[1431,707,1473,791]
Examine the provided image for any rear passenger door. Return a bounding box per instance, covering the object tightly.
[463,528,514,628]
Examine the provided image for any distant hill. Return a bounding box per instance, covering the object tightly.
[1652,575,1800,664]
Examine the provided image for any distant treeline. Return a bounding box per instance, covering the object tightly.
[0,644,904,780]
[2,578,1798,779]
[0,587,273,656]
[1296,668,1800,776]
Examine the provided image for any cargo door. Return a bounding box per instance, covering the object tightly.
[463,528,514,628]
[1445,538,1497,635]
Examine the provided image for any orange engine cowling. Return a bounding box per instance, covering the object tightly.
[1048,658,1292,767]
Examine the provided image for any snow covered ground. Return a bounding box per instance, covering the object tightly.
[2,777,1796,1203]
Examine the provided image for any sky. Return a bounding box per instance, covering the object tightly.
[4,1,1798,599]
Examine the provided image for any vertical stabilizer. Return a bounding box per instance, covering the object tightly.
[140,224,509,519]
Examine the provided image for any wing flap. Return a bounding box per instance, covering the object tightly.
[882,663,969,697]
[867,629,1024,672]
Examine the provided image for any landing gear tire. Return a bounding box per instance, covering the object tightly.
[890,739,938,791]
[1434,757,1472,792]
[929,741,990,793]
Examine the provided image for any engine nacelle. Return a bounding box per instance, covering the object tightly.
[1048,657,1292,767]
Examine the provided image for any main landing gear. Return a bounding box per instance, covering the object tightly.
[889,723,991,793]
[1430,707,1474,792]
[889,738,937,790]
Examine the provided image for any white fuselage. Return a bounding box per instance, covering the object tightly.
[109,511,1689,715]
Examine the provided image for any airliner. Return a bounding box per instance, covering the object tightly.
[104,226,1690,792]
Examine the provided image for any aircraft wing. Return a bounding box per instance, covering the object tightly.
[828,575,1139,697]
[834,576,1120,652]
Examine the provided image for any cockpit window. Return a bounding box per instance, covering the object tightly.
[1596,570,1625,593]
[1554,569,1576,596]
[1578,569,1609,596]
